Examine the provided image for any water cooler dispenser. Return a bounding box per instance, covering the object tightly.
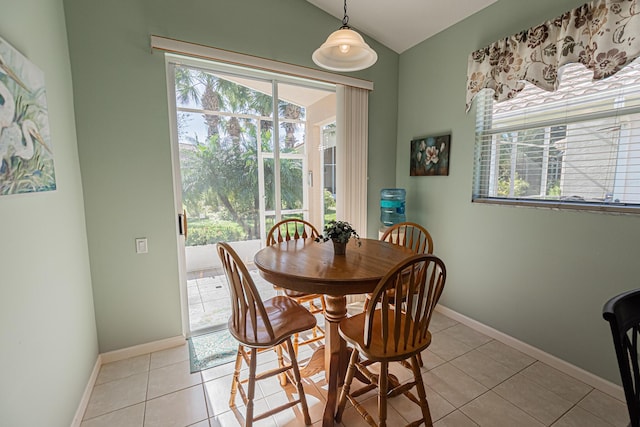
[380,188,406,236]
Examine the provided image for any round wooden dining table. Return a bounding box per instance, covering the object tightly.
[254,237,415,427]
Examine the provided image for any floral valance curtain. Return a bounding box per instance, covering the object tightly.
[466,0,640,112]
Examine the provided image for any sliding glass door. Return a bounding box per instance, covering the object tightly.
[166,58,336,335]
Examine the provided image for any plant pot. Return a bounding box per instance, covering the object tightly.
[332,240,347,255]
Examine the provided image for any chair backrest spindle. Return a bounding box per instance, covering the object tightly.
[364,254,446,354]
[266,218,319,246]
[217,242,275,342]
[381,222,434,255]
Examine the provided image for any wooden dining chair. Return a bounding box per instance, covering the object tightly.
[381,221,434,255]
[364,222,434,310]
[267,218,326,354]
[217,242,316,426]
[335,253,446,427]
[603,288,640,427]
[364,222,434,367]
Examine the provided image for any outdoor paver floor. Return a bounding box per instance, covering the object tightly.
[188,268,280,332]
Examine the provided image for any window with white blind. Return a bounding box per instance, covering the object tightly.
[473,59,640,213]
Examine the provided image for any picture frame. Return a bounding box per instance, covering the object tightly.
[0,35,56,195]
[410,133,451,176]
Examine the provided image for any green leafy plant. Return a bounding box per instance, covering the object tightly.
[547,182,561,197]
[497,173,530,197]
[186,219,244,246]
[316,220,361,246]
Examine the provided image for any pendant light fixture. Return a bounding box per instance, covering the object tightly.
[312,0,377,72]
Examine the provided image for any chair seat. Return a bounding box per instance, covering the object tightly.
[229,296,317,348]
[339,310,432,362]
[284,289,312,298]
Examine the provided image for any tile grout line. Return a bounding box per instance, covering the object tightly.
[423,351,605,426]
[421,329,546,425]
[436,305,624,402]
[201,381,211,425]
[424,319,622,426]
[573,390,620,427]
[143,353,151,427]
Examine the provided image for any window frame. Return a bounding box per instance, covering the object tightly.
[472,66,640,215]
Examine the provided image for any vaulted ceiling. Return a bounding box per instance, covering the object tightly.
[305,0,498,53]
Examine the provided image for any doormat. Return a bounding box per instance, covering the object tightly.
[188,329,238,373]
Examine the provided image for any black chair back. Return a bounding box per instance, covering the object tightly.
[603,288,640,427]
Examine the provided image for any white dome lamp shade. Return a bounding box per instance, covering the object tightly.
[312,0,377,72]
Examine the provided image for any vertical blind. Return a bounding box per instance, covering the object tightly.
[336,85,369,236]
[473,58,640,212]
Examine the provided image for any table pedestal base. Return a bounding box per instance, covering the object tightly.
[254,239,417,427]
[322,295,349,427]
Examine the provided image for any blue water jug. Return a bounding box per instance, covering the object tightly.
[380,188,406,226]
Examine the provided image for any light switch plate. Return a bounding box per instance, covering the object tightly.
[135,238,148,254]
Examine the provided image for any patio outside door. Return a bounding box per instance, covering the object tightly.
[166,58,336,336]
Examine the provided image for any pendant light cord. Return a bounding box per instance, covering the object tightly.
[341,0,350,29]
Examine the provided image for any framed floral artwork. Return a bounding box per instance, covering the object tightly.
[410,134,450,176]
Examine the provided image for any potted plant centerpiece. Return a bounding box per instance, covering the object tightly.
[316,220,361,255]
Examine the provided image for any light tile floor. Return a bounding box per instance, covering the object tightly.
[81,311,629,427]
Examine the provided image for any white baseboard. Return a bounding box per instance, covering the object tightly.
[100,335,185,364]
[70,355,102,427]
[435,304,625,402]
[71,335,185,426]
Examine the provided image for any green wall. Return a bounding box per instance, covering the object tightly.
[2,0,632,422]
[0,0,97,425]
[397,0,639,384]
[63,0,399,352]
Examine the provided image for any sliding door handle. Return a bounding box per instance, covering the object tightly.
[183,209,187,240]
[178,209,188,240]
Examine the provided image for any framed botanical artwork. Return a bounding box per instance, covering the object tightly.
[410,133,451,176]
[0,35,56,195]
